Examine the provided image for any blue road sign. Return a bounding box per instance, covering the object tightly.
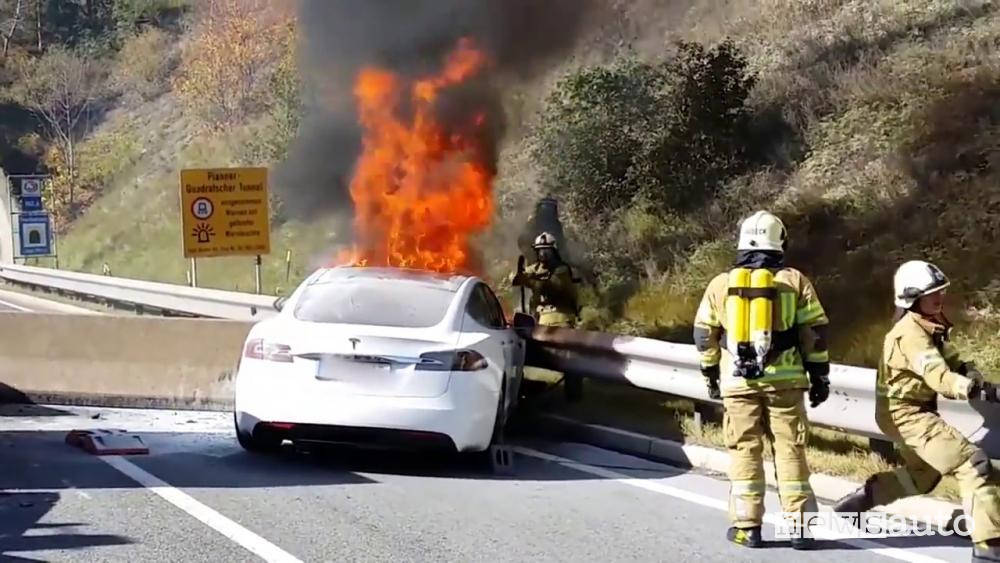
[19,213,52,256]
[19,177,43,212]
[21,197,42,211]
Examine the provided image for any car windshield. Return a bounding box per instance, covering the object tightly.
[292,277,457,328]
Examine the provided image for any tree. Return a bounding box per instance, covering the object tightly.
[241,19,300,163]
[33,0,41,51]
[4,46,107,214]
[173,0,292,129]
[530,40,757,218]
[2,0,23,57]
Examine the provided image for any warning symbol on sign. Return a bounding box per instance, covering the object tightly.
[192,222,215,243]
[191,197,214,220]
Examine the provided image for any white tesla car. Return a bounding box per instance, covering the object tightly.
[233,266,528,459]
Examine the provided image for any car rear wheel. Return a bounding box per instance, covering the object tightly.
[468,376,514,474]
[234,412,282,453]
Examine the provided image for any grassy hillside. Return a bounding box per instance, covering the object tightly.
[21,0,1000,374]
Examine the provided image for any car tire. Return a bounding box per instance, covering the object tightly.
[234,412,281,453]
[469,376,514,474]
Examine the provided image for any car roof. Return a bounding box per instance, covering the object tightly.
[306,266,474,292]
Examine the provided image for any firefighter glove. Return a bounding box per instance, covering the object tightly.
[702,365,721,400]
[808,372,830,408]
[969,371,1000,403]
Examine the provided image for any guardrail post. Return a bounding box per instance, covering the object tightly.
[869,437,897,462]
[693,400,723,433]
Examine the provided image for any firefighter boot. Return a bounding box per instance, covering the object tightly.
[791,536,815,550]
[973,539,1000,562]
[726,526,762,548]
[833,476,877,517]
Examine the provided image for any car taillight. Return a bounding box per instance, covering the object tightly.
[416,350,488,371]
[243,339,293,363]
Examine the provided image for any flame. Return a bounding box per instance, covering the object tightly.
[336,38,495,275]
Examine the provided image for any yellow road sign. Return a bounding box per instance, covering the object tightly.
[179,167,270,258]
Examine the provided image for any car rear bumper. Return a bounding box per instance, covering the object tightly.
[234,367,498,452]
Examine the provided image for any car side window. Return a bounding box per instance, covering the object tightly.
[466,284,494,329]
[482,285,508,329]
[467,284,506,330]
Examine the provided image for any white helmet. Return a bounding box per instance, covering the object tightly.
[533,232,557,250]
[893,260,950,309]
[737,210,786,252]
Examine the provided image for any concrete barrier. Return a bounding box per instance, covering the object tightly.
[0,313,251,410]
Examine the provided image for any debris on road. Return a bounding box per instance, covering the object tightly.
[65,428,149,455]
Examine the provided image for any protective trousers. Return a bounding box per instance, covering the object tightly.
[869,402,1000,543]
[724,388,817,528]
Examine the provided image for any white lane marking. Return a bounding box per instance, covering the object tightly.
[514,447,948,563]
[0,297,31,312]
[61,478,92,500]
[100,455,302,563]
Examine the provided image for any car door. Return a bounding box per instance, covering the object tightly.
[464,283,511,402]
[480,283,521,413]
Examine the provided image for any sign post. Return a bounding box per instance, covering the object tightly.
[254,254,262,294]
[179,167,271,289]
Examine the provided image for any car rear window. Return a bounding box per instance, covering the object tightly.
[292,279,456,328]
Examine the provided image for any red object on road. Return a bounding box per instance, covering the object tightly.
[65,429,149,455]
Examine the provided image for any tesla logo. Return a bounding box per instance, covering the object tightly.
[349,338,360,351]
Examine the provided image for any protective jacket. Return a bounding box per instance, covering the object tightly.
[693,259,829,397]
[512,261,579,327]
[877,311,975,405]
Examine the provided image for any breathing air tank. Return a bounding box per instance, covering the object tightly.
[749,269,775,366]
[725,268,751,358]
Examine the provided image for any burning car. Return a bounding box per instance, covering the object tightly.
[233,266,529,463]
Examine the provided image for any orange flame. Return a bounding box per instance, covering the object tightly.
[336,38,495,275]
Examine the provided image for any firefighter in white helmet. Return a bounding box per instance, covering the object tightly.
[834,260,1000,561]
[693,210,830,549]
[512,231,583,401]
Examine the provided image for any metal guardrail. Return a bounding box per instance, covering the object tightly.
[4,263,1000,456]
[0,264,277,321]
[525,326,1000,458]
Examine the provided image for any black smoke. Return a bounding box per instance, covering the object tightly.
[275,0,605,219]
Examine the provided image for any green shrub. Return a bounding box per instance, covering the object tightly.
[530,39,757,219]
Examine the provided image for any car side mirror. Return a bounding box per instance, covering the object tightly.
[273,296,287,312]
[512,312,535,332]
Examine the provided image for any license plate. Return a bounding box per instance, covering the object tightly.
[316,357,390,381]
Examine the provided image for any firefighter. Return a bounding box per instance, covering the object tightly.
[832,260,1000,561]
[512,231,583,401]
[693,210,830,549]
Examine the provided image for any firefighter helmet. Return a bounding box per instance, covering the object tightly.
[894,260,950,309]
[533,232,557,250]
[737,211,787,252]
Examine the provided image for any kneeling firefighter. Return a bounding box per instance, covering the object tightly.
[692,210,831,549]
[833,260,1000,562]
[512,231,583,401]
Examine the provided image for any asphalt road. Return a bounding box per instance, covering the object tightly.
[0,404,977,562]
[0,289,100,314]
